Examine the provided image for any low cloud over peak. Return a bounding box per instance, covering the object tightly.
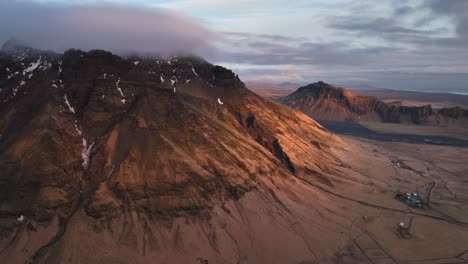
[0,1,219,56]
[2,0,467,94]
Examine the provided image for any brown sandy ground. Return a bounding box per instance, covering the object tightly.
[331,134,468,264]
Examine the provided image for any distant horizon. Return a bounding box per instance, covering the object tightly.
[2,38,466,96]
[245,80,468,95]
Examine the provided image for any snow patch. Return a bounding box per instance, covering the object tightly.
[173,87,176,93]
[74,121,82,136]
[12,86,19,96]
[116,78,126,103]
[17,215,24,222]
[106,165,115,180]
[217,98,224,105]
[191,67,198,76]
[81,139,95,170]
[14,52,28,62]
[63,94,75,113]
[24,57,42,73]
[134,61,140,65]
[160,75,165,83]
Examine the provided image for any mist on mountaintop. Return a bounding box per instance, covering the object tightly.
[0,1,220,56]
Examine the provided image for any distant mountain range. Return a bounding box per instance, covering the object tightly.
[353,89,468,109]
[279,81,468,126]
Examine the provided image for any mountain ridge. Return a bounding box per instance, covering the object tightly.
[279,81,468,126]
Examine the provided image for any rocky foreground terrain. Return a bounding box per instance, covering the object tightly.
[2,45,468,264]
[279,81,468,126]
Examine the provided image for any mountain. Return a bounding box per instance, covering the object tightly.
[0,45,364,263]
[3,44,468,264]
[279,81,468,126]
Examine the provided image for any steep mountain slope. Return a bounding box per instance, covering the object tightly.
[279,81,442,124]
[0,46,360,263]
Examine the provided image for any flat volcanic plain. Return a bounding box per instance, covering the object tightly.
[318,120,468,264]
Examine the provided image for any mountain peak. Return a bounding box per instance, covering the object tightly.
[306,81,333,88]
[296,81,340,93]
[290,82,350,99]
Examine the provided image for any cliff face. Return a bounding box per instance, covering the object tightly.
[437,107,468,127]
[439,106,468,119]
[279,82,441,125]
[0,46,358,263]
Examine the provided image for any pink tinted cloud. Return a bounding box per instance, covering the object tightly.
[0,2,220,56]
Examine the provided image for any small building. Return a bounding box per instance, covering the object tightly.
[397,222,411,239]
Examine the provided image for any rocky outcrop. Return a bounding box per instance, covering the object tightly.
[279,81,457,125]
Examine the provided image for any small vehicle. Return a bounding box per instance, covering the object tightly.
[395,192,425,208]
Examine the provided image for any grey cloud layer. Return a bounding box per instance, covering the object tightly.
[0,0,467,93]
[217,37,398,66]
[214,1,468,92]
[0,1,219,56]
[329,1,468,48]
[429,0,468,37]
[329,17,443,35]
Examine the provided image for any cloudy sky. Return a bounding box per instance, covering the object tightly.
[1,0,467,93]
